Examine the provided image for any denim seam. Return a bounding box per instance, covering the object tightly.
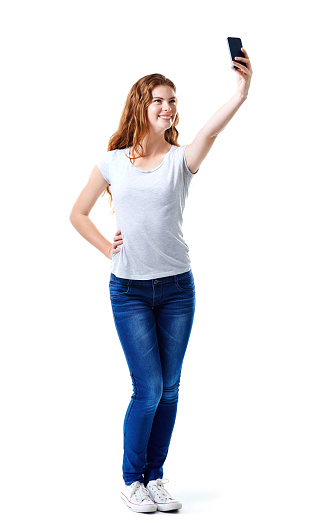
[124,373,137,437]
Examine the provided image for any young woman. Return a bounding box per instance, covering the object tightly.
[70,49,252,513]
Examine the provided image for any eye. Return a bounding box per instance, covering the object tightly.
[153,99,177,103]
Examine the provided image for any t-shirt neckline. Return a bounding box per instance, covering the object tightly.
[126,145,176,173]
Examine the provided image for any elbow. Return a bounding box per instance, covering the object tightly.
[70,208,88,227]
[69,209,76,225]
[69,208,80,227]
[200,126,221,140]
[207,127,225,138]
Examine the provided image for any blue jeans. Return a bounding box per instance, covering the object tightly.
[109,269,196,486]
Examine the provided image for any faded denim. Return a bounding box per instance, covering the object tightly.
[109,269,196,486]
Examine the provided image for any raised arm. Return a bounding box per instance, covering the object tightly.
[185,48,253,174]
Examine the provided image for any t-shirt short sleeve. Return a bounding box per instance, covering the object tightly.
[180,144,199,176]
[96,151,111,184]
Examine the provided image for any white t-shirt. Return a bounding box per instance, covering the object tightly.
[96,144,198,280]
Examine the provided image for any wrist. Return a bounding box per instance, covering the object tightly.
[107,242,113,259]
[238,90,248,100]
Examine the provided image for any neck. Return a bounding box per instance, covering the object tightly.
[137,132,171,157]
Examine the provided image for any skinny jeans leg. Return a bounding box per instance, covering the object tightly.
[109,270,196,486]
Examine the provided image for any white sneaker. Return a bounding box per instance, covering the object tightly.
[146,479,182,511]
[120,481,157,513]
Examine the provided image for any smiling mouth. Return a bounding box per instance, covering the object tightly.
[159,115,172,120]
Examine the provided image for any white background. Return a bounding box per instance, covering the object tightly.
[1,0,326,521]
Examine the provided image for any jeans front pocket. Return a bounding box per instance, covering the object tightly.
[175,271,195,293]
[109,278,130,297]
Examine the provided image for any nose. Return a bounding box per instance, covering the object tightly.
[162,101,171,112]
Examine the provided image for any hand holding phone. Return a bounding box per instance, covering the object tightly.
[227,37,247,70]
[226,37,253,98]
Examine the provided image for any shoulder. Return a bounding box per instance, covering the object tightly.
[98,148,127,161]
[171,144,197,176]
[170,143,186,160]
[96,148,128,184]
[97,148,127,168]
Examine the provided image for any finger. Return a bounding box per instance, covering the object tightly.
[233,60,247,68]
[232,61,245,71]
[239,54,252,68]
[232,62,250,74]
[235,56,250,62]
[240,48,252,70]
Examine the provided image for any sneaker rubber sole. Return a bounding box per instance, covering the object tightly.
[120,492,157,513]
[155,500,182,511]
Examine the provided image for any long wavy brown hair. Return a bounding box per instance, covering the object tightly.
[102,73,180,214]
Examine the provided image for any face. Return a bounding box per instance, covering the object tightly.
[147,85,177,133]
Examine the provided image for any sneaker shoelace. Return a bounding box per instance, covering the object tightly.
[130,481,153,503]
[149,479,173,502]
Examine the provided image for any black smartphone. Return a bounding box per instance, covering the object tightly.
[227,37,246,70]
